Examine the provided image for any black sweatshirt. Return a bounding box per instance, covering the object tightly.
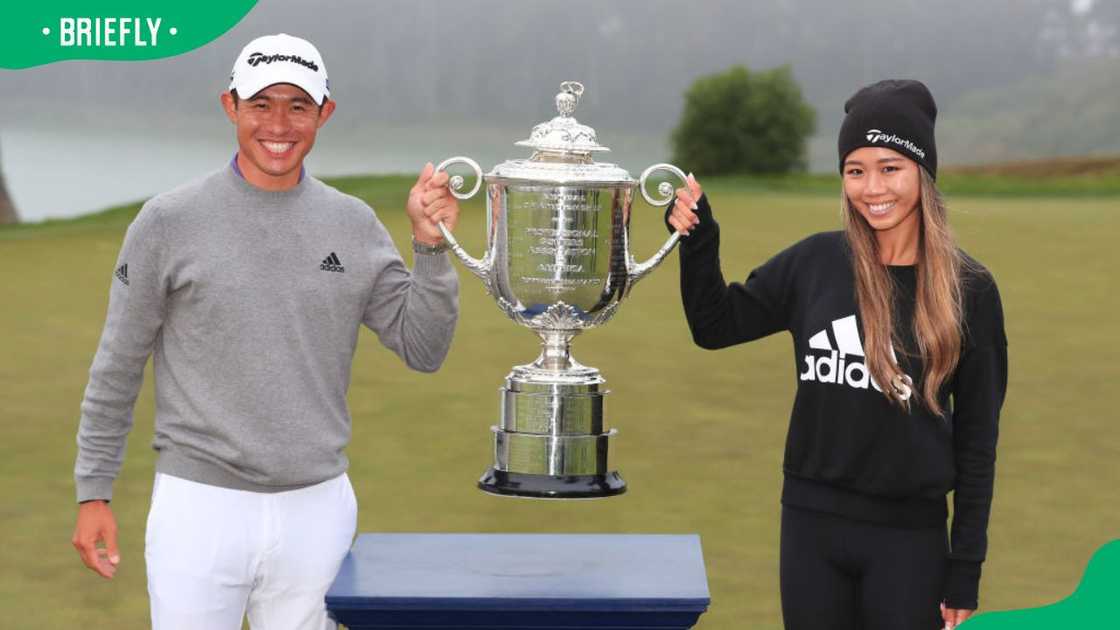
[671,195,1007,610]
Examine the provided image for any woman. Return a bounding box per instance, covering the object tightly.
[667,80,1007,630]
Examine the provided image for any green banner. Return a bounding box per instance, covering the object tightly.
[0,1,257,69]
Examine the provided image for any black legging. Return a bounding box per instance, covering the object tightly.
[780,505,948,630]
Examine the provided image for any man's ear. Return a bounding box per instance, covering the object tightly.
[317,99,337,128]
[219,91,238,124]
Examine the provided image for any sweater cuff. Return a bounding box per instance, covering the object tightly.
[76,476,115,503]
[943,559,982,610]
[663,193,717,243]
[410,249,455,278]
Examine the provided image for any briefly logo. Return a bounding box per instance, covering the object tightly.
[320,252,345,273]
[115,263,129,286]
[246,51,319,72]
[865,128,926,159]
[798,314,910,399]
[57,18,165,48]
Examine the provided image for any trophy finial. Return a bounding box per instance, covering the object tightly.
[555,81,584,117]
[518,80,606,155]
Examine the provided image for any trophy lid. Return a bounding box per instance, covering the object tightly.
[514,81,610,155]
[490,81,634,185]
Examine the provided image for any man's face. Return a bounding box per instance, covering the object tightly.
[220,83,336,189]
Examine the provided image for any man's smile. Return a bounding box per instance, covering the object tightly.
[260,140,296,156]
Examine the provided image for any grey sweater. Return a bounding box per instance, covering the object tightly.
[74,167,459,502]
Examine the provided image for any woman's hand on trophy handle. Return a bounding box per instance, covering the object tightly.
[668,173,703,235]
[631,163,688,284]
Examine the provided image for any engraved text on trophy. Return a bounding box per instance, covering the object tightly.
[507,187,614,310]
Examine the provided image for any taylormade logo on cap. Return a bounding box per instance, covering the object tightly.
[246,51,319,72]
[229,34,329,105]
[865,129,926,159]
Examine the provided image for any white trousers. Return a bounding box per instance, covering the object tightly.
[145,472,357,630]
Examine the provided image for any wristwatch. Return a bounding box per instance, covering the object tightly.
[411,237,450,255]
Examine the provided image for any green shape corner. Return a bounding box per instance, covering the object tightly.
[1,1,257,69]
[962,540,1120,629]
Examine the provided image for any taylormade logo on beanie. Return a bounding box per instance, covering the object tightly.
[864,128,926,160]
[838,79,938,178]
[229,33,329,105]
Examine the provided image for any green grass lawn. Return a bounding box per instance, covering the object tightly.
[1,173,1117,629]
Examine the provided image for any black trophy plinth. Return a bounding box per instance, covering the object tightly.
[478,467,627,499]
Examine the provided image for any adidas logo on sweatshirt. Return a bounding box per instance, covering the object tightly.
[319,252,345,273]
[798,314,907,394]
[114,263,129,286]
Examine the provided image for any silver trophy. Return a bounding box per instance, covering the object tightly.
[436,81,685,498]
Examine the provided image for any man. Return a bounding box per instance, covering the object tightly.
[70,33,461,629]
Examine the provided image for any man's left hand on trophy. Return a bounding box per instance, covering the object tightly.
[408,162,462,245]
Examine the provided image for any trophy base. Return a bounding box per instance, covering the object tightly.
[478,468,626,499]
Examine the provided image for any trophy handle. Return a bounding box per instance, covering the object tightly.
[434,156,491,280]
[629,163,685,284]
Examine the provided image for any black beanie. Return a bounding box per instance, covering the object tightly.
[837,79,938,179]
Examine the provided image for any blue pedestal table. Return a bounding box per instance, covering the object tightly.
[326,533,711,629]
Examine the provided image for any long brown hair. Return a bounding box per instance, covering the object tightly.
[842,167,970,415]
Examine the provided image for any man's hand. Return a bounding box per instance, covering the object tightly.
[667,173,703,235]
[941,602,975,629]
[72,500,120,579]
[407,162,462,246]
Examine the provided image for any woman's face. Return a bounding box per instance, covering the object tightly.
[842,147,921,233]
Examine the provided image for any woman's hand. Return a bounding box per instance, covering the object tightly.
[941,602,975,629]
[667,173,703,235]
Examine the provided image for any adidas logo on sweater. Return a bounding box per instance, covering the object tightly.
[114,263,129,286]
[798,314,908,396]
[319,252,345,273]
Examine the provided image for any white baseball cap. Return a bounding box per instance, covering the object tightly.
[229,33,330,105]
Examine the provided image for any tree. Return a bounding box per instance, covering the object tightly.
[0,142,18,224]
[670,65,815,175]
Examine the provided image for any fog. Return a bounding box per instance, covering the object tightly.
[2,0,1116,220]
